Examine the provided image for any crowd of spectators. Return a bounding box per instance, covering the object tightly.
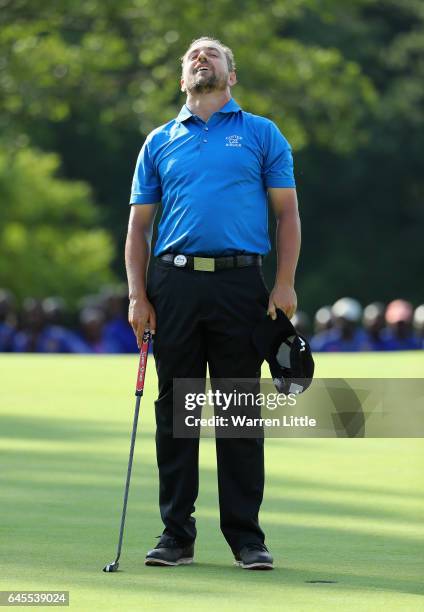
[293,297,423,352]
[0,286,138,354]
[0,288,422,354]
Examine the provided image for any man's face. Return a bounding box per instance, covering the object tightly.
[181,42,236,94]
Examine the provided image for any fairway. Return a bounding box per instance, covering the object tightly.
[1,353,423,611]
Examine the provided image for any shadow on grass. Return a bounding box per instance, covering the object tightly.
[2,415,423,490]
[3,543,424,600]
[2,415,424,598]
[3,453,423,529]
[0,414,146,442]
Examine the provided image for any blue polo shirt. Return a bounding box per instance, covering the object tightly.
[130,98,295,256]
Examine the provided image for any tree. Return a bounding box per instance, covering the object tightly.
[0,144,115,305]
[1,0,421,313]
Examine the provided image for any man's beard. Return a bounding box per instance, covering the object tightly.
[186,70,227,94]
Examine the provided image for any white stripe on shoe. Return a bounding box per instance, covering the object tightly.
[145,556,194,566]
[234,560,274,570]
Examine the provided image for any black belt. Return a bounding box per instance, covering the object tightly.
[158,253,262,272]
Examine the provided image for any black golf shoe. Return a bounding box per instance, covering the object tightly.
[234,543,274,570]
[145,535,194,567]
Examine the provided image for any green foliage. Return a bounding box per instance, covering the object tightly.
[0,145,115,304]
[0,0,376,152]
[0,0,422,312]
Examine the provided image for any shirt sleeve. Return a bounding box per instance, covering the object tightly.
[262,121,296,188]
[129,139,162,204]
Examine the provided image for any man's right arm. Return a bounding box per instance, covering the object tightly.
[125,203,158,347]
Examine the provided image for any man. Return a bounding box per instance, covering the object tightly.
[0,289,16,352]
[413,304,424,349]
[311,297,364,352]
[360,302,390,351]
[126,37,300,570]
[382,299,420,350]
[100,286,139,353]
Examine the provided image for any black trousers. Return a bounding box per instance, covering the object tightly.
[147,258,269,552]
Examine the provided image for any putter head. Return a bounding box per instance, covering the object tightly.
[103,561,119,573]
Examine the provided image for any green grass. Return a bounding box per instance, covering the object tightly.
[1,352,423,611]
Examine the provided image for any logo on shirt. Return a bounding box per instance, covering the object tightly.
[225,134,243,147]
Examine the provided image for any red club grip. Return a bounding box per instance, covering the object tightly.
[135,330,151,396]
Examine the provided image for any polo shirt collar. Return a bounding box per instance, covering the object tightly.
[176,98,241,122]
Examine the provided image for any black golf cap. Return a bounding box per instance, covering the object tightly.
[252,310,315,394]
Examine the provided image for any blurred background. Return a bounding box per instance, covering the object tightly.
[0,0,422,353]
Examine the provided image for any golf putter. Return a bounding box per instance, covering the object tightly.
[103,329,151,572]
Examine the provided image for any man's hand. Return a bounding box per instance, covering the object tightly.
[267,283,297,321]
[128,296,156,348]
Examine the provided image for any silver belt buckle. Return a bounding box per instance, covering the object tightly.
[193,257,215,272]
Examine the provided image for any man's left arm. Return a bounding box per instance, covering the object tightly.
[267,187,301,320]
